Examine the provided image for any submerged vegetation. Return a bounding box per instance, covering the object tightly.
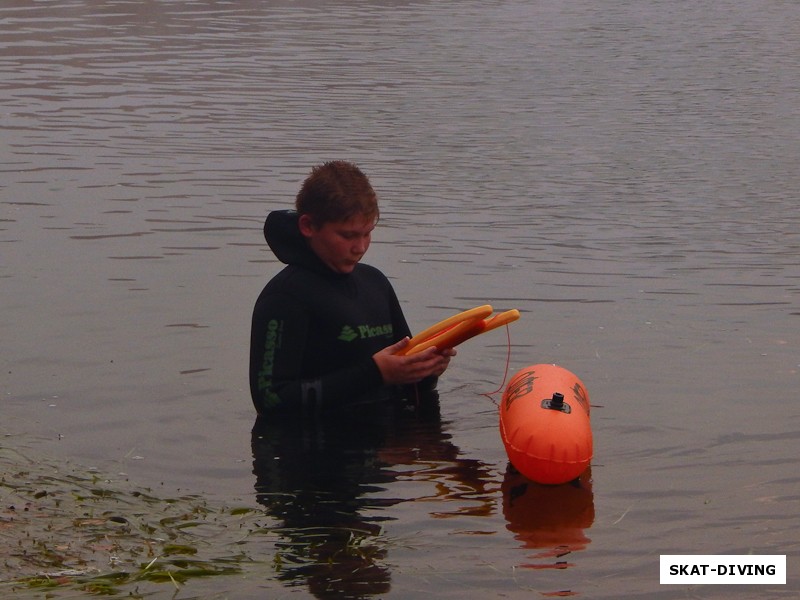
[0,442,269,598]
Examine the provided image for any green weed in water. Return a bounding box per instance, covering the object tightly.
[0,445,273,597]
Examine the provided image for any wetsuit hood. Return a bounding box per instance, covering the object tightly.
[264,209,328,272]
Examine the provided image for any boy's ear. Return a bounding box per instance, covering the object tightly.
[298,214,317,238]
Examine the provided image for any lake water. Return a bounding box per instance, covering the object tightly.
[2,0,799,597]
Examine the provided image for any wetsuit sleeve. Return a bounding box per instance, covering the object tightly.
[249,291,385,415]
[388,285,412,340]
[387,284,439,394]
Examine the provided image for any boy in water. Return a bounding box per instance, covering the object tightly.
[249,161,454,415]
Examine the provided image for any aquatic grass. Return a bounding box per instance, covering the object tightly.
[0,445,272,597]
[1,443,427,598]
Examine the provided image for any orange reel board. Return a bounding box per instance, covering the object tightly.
[399,304,520,356]
[499,364,592,485]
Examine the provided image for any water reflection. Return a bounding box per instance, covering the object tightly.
[252,393,594,597]
[251,396,494,598]
[502,467,594,571]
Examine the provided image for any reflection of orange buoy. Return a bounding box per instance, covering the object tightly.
[499,364,592,485]
[502,466,594,552]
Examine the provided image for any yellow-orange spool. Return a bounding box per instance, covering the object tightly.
[400,305,520,356]
[499,364,592,485]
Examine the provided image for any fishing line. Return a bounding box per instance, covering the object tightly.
[480,323,514,403]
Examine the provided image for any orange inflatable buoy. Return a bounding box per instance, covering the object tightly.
[499,364,592,485]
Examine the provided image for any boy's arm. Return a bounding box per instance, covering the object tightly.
[249,293,385,415]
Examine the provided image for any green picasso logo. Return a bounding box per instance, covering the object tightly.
[338,325,359,342]
[338,323,393,342]
[257,319,282,408]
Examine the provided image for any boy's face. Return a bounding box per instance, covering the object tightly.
[299,214,375,274]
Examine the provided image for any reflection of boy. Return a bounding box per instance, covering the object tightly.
[249,161,454,415]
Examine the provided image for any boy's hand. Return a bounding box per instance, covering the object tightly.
[373,338,456,385]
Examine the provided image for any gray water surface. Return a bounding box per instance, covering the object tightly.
[2,0,799,597]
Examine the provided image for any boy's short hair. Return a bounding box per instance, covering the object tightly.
[295,161,379,226]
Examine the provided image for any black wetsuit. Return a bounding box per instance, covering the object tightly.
[249,210,425,415]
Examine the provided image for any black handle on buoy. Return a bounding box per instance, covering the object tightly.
[541,392,571,413]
